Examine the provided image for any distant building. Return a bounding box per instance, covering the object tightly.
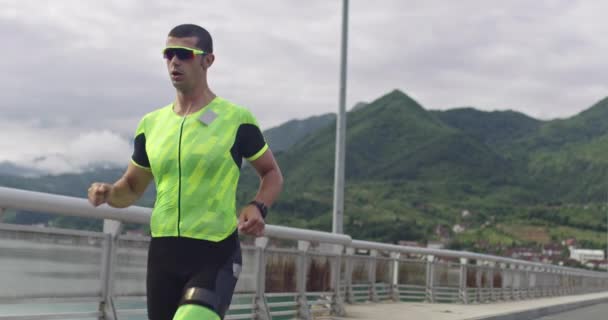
[452,224,466,234]
[570,248,605,263]
[585,260,608,270]
[435,225,451,240]
[398,240,423,247]
[506,247,541,260]
[542,244,564,257]
[427,241,444,250]
[562,238,577,247]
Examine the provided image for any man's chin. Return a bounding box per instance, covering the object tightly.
[172,81,189,91]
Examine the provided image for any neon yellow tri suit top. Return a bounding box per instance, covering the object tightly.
[131,97,268,241]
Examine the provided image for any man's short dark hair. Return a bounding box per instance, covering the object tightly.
[168,24,213,53]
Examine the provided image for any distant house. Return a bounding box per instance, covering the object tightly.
[398,240,423,248]
[562,238,577,247]
[506,247,541,261]
[585,259,608,270]
[427,241,444,250]
[570,248,605,263]
[452,224,466,234]
[435,225,451,240]
[461,210,471,218]
[542,243,564,257]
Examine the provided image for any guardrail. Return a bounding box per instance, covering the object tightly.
[0,186,607,320]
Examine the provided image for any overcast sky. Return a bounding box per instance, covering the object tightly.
[1,0,607,174]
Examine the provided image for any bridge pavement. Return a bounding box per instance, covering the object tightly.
[329,291,608,320]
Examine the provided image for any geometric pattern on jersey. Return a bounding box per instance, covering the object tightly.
[131,96,268,241]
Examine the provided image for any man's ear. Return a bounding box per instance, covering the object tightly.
[203,54,215,70]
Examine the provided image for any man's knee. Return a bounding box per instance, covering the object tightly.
[175,287,221,320]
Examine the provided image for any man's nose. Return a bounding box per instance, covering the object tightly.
[169,55,181,66]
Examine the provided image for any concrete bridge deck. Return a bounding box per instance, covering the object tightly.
[332,291,608,320]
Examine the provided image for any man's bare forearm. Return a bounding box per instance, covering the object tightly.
[253,168,283,207]
[106,177,141,208]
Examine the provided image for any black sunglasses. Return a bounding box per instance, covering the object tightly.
[162,46,207,60]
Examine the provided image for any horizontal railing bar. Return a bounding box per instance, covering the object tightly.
[305,292,334,296]
[227,304,254,311]
[264,292,297,298]
[269,310,297,316]
[0,187,351,245]
[116,309,146,316]
[350,239,608,277]
[267,302,297,308]
[0,311,101,320]
[0,223,105,238]
[225,314,255,320]
[0,187,150,224]
[0,293,101,304]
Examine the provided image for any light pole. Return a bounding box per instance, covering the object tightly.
[332,0,349,234]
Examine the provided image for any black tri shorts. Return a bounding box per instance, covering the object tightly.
[146,230,242,320]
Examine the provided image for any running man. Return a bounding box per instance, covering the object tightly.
[87,24,283,320]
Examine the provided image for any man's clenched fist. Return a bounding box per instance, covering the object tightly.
[88,183,113,207]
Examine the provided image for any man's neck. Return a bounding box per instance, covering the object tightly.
[174,84,216,116]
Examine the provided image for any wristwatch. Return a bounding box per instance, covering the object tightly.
[248,200,268,219]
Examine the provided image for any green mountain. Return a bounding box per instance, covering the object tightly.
[277,90,510,185]
[264,113,335,152]
[239,90,607,247]
[2,89,607,252]
[432,108,541,154]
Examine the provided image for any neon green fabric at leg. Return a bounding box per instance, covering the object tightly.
[173,304,220,320]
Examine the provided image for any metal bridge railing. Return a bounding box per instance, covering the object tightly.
[0,186,607,320]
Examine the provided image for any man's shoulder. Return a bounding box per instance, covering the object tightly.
[215,97,256,121]
[216,97,249,112]
[140,103,173,122]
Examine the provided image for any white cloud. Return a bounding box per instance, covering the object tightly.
[1,0,608,173]
[0,120,131,174]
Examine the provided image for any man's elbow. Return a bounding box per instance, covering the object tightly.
[275,169,284,191]
[265,167,284,191]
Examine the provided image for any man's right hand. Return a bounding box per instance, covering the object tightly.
[88,183,113,207]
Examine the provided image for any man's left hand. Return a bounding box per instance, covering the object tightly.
[238,204,265,237]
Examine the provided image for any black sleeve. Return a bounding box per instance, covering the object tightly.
[230,124,267,168]
[131,133,150,168]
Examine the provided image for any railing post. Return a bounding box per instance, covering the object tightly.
[531,267,538,298]
[330,244,346,317]
[559,269,564,296]
[297,241,311,320]
[488,262,495,302]
[254,237,271,320]
[551,268,558,296]
[546,268,552,296]
[545,267,551,297]
[459,257,468,304]
[509,264,516,300]
[390,252,401,302]
[521,265,529,299]
[368,249,378,302]
[344,247,354,304]
[99,233,114,320]
[99,220,122,320]
[475,260,482,303]
[517,264,525,300]
[557,269,564,296]
[560,270,568,296]
[552,268,558,296]
[425,255,435,303]
[498,262,506,301]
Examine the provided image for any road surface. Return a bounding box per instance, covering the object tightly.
[534,303,608,320]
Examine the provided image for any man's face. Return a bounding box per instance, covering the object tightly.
[164,36,209,91]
